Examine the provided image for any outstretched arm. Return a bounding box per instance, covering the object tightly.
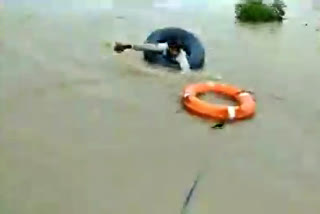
[132,43,168,52]
[114,42,168,53]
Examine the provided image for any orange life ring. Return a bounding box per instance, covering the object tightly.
[181,82,256,121]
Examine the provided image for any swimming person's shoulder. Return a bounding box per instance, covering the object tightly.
[176,50,190,72]
[176,49,187,62]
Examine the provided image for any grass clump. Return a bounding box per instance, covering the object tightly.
[235,0,286,23]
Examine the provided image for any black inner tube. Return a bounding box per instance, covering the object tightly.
[143,27,205,71]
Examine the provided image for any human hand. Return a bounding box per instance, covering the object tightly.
[114,42,132,53]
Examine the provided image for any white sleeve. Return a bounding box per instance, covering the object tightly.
[175,50,190,72]
[157,43,168,51]
[132,43,168,52]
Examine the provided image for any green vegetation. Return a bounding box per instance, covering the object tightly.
[235,0,286,23]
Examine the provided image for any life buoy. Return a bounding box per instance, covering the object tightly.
[143,27,205,71]
[182,82,256,121]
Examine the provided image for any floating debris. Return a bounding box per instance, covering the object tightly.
[211,122,225,129]
[181,172,203,214]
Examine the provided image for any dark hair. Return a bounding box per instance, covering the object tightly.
[167,40,183,50]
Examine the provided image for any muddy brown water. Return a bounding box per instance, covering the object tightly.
[1,0,320,213]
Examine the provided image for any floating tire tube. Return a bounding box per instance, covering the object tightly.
[143,27,205,70]
[182,82,256,121]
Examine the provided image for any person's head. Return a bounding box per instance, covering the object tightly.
[167,40,183,57]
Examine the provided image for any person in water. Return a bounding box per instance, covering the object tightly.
[114,40,191,73]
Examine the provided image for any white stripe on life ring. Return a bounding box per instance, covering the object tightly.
[227,106,236,120]
[183,93,191,98]
[239,92,250,97]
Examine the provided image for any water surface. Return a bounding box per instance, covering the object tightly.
[1,1,320,213]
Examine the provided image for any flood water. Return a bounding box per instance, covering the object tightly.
[1,0,320,213]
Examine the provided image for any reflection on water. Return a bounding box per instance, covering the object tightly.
[1,0,320,214]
